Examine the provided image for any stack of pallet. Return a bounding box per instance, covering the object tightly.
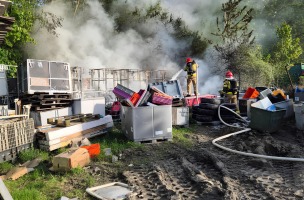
[20,93,73,111]
[36,114,113,151]
[0,118,35,162]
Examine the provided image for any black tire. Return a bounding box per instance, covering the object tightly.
[199,103,219,110]
[201,98,221,105]
[192,113,198,120]
[220,115,236,123]
[192,109,199,115]
[192,105,200,111]
[197,108,216,116]
[220,103,237,109]
[219,108,236,115]
[195,114,213,122]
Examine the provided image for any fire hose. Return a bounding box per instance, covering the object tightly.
[212,104,304,162]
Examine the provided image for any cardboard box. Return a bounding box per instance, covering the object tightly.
[51,148,90,171]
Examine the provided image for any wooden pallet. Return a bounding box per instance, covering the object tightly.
[134,138,173,144]
[22,93,72,100]
[47,114,101,127]
[20,93,73,111]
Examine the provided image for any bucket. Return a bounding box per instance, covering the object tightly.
[294,103,304,130]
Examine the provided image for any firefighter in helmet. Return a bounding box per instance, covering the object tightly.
[222,70,239,112]
[184,57,198,97]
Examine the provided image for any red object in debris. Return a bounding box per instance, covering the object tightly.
[81,144,101,158]
[110,101,120,114]
[184,94,216,107]
[130,93,141,105]
[243,87,259,99]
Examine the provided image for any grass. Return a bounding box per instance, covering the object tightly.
[0,122,196,199]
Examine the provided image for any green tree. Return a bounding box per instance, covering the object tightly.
[233,45,273,88]
[260,0,304,58]
[271,22,302,87]
[0,0,62,77]
[212,0,255,73]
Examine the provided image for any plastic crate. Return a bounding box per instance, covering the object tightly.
[116,84,135,96]
[148,80,184,99]
[0,118,35,151]
[0,143,33,163]
[243,87,259,99]
[259,88,272,100]
[152,92,173,105]
[112,88,133,99]
[130,93,141,106]
[249,106,286,133]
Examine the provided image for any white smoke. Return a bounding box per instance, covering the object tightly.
[27,0,271,95]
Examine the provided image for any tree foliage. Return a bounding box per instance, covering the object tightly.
[270,22,302,87]
[212,0,255,74]
[0,0,62,77]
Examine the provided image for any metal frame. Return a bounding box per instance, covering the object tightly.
[71,67,167,103]
[24,59,72,94]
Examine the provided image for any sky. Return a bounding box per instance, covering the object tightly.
[28,0,271,94]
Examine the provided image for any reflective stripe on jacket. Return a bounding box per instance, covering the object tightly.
[184,62,198,77]
[223,79,238,95]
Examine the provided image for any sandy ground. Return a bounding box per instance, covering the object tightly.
[83,119,304,200]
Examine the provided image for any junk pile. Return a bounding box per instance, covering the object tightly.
[237,87,295,132]
[112,80,188,142]
[112,83,174,107]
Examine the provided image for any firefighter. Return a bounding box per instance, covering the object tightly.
[184,57,198,97]
[221,70,239,112]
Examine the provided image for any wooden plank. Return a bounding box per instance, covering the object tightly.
[39,124,107,146]
[44,115,113,141]
[39,127,111,151]
[0,178,13,200]
[0,115,28,119]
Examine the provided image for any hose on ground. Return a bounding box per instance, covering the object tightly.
[213,103,304,162]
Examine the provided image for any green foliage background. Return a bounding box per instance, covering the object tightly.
[0,0,303,87]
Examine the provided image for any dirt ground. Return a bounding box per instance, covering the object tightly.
[82,118,304,200]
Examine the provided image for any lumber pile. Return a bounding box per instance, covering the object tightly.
[36,115,113,151]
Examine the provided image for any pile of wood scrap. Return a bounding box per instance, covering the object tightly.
[36,115,113,151]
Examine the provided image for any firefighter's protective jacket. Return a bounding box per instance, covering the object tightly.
[223,78,238,95]
[184,61,198,77]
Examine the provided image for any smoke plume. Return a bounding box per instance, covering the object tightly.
[27,0,271,94]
